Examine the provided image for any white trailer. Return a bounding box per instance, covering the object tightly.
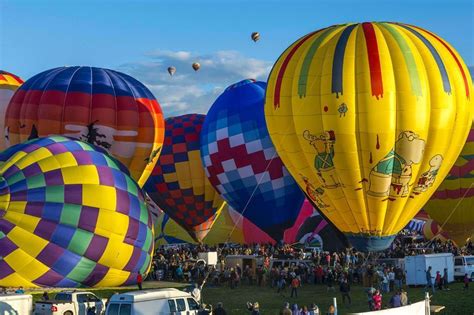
[0,294,33,315]
[198,252,218,266]
[404,253,454,285]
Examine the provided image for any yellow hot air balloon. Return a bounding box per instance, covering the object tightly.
[424,126,474,245]
[265,22,473,251]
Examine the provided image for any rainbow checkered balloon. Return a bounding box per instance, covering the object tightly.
[144,114,225,242]
[0,136,154,288]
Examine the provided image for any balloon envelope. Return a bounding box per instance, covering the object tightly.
[144,114,225,242]
[0,136,154,288]
[265,22,473,251]
[201,79,305,241]
[0,71,23,150]
[192,63,200,71]
[251,32,260,42]
[5,66,165,187]
[168,66,176,76]
[424,127,474,245]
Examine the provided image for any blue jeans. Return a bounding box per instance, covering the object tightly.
[395,279,403,289]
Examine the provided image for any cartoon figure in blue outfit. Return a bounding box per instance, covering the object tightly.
[303,130,341,189]
[368,131,425,198]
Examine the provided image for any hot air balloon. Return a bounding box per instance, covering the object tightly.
[251,32,260,42]
[0,71,23,150]
[424,126,474,245]
[200,79,305,241]
[144,114,225,242]
[167,66,176,76]
[154,213,196,245]
[0,136,154,288]
[5,66,165,187]
[265,22,473,251]
[294,213,349,252]
[192,63,201,71]
[422,219,449,242]
[154,204,245,246]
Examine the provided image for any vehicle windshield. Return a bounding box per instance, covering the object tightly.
[466,257,474,266]
[54,293,72,302]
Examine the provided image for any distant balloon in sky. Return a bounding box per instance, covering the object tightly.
[0,71,23,151]
[0,136,154,288]
[265,22,473,251]
[192,63,201,71]
[5,66,165,187]
[200,79,305,241]
[167,66,176,76]
[251,32,260,42]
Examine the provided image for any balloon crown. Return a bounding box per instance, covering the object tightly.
[225,79,257,91]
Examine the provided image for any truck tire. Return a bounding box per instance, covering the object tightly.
[64,311,73,315]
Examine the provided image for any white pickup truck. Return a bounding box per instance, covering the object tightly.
[34,291,107,315]
[454,255,474,281]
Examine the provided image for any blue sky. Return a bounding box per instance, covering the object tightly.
[1,0,472,116]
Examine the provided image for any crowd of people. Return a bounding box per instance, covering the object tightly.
[149,232,473,313]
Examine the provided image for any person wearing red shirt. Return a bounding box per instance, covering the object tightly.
[372,290,382,310]
[137,273,143,290]
[290,277,300,298]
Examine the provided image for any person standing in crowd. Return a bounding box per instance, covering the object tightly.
[339,278,351,305]
[214,302,227,315]
[388,268,395,292]
[425,266,434,293]
[435,271,442,290]
[277,275,287,295]
[389,290,401,308]
[136,273,143,290]
[372,290,382,311]
[291,303,300,315]
[464,273,469,290]
[382,271,389,293]
[326,269,335,292]
[308,304,319,315]
[366,287,376,311]
[394,266,404,290]
[290,276,300,298]
[280,302,292,315]
[442,268,449,290]
[42,291,49,300]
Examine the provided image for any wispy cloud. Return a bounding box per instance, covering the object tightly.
[119,50,272,117]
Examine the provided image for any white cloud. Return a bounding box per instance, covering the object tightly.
[118,50,272,117]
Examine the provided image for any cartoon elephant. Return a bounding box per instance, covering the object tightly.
[368,131,426,198]
[303,130,341,189]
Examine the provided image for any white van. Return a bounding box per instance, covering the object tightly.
[454,255,474,281]
[105,288,200,315]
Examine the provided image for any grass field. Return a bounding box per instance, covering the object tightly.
[28,281,473,314]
